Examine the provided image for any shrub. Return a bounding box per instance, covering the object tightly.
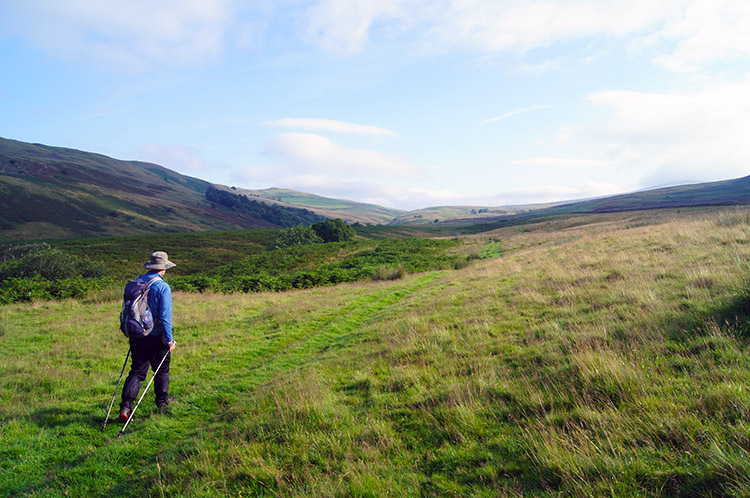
[453,257,473,270]
[274,225,323,248]
[0,249,108,281]
[170,275,218,293]
[0,275,116,304]
[371,264,406,281]
[311,219,356,243]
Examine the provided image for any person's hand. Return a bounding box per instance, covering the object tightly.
[168,340,176,352]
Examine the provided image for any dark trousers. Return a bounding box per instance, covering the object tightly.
[120,335,171,410]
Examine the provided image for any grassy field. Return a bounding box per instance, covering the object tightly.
[2,208,750,496]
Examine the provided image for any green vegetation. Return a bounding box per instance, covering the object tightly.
[0,225,467,303]
[2,208,750,496]
[274,225,324,248]
[274,219,356,248]
[205,186,327,227]
[310,218,356,242]
[169,238,464,293]
[0,249,114,304]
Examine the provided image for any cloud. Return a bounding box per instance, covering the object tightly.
[7,0,748,73]
[0,0,234,71]
[303,0,410,55]
[264,132,419,178]
[473,181,627,206]
[509,157,617,168]
[481,104,555,125]
[565,79,750,187]
[262,118,400,138]
[301,0,750,72]
[637,0,750,71]
[302,0,676,55]
[271,172,460,210]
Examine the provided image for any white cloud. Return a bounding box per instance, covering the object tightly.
[0,0,234,71]
[278,173,460,210]
[640,0,750,71]
[566,79,750,187]
[262,118,400,138]
[301,0,750,72]
[264,132,419,178]
[475,181,626,206]
[303,0,411,55]
[6,0,748,73]
[302,0,678,55]
[481,104,555,125]
[509,157,617,168]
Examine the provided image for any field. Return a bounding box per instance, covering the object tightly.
[1,208,750,496]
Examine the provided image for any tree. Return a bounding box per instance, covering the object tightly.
[311,219,356,243]
[274,225,323,248]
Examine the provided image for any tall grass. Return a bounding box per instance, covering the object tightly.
[1,207,749,496]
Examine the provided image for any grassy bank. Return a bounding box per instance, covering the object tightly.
[1,208,749,496]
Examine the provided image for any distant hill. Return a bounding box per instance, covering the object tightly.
[406,177,750,227]
[229,187,404,225]
[0,137,326,242]
[538,176,750,215]
[391,206,520,225]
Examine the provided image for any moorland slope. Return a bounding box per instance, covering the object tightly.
[0,137,323,242]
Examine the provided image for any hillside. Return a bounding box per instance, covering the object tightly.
[429,176,750,228]
[229,186,404,225]
[538,176,750,216]
[0,138,325,242]
[2,207,749,496]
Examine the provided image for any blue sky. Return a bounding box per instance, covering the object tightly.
[1,0,748,210]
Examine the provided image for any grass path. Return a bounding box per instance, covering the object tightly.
[0,271,446,497]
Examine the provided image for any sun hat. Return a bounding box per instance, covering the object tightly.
[143,251,176,270]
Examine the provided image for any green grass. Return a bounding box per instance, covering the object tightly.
[2,208,750,496]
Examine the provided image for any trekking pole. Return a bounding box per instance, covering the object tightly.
[118,350,171,438]
[102,348,131,431]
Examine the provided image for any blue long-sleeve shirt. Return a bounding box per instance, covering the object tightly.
[139,271,173,343]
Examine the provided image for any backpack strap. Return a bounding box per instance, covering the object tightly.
[143,274,162,290]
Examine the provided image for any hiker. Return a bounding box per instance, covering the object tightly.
[119,251,177,422]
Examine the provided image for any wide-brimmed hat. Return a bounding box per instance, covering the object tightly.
[143,251,176,271]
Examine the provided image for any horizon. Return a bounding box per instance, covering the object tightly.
[1,1,749,211]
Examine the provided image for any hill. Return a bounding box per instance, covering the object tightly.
[228,186,405,225]
[537,175,750,216]
[425,176,750,228]
[2,207,749,496]
[0,137,324,242]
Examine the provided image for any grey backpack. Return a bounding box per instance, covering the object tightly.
[119,276,160,338]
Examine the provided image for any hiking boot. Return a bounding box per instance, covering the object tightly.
[157,397,177,409]
[118,406,132,423]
